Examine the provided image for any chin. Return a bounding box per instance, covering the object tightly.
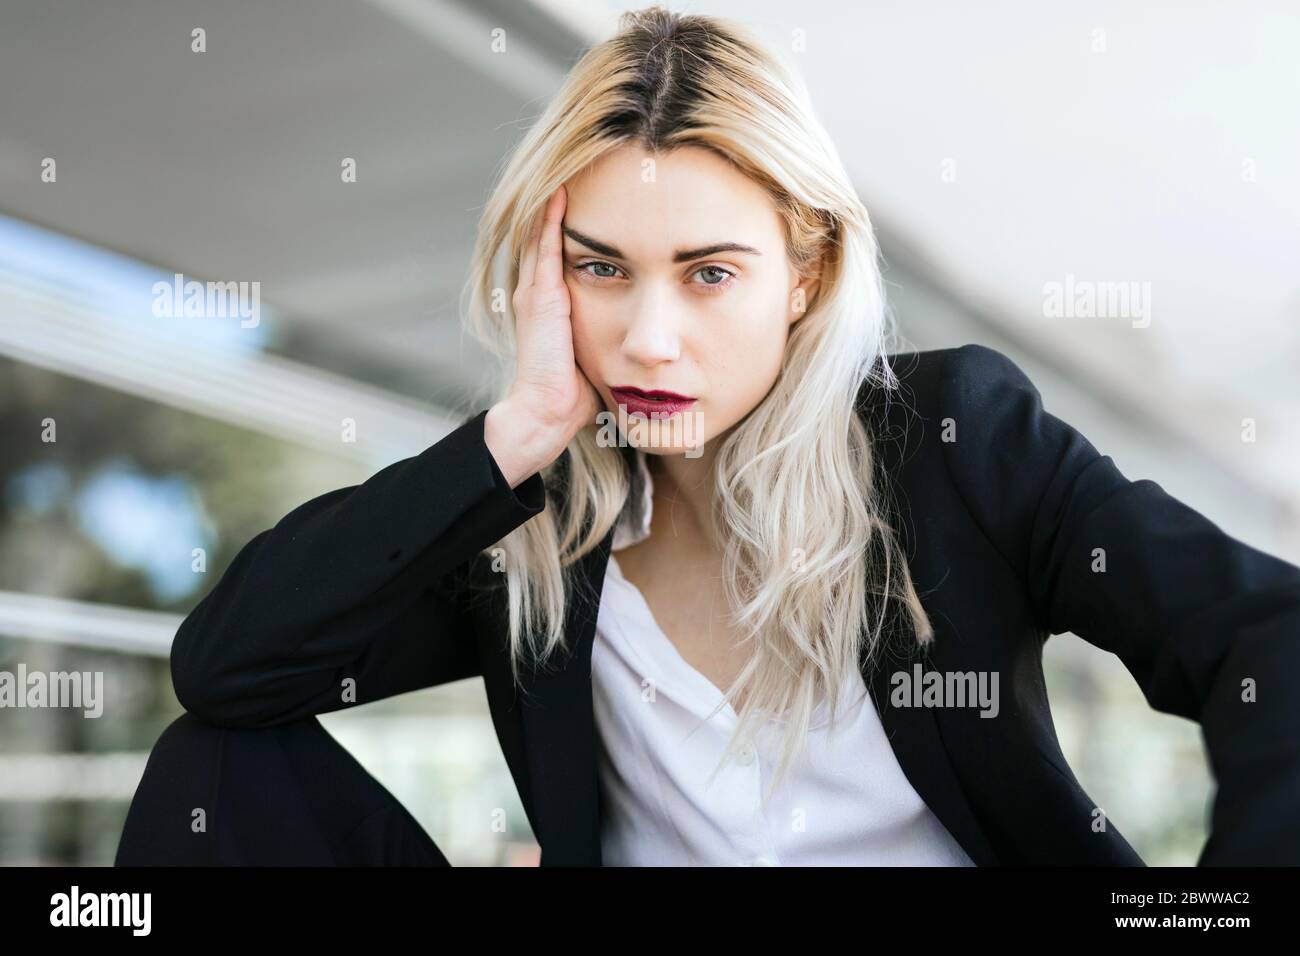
[598,406,711,458]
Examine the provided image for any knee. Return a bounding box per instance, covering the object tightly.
[116,712,227,865]
[154,710,224,753]
[116,712,322,865]
[116,712,446,866]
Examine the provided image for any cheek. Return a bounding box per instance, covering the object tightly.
[698,308,789,427]
[709,289,789,372]
[566,290,616,380]
[566,285,595,349]
[722,300,790,413]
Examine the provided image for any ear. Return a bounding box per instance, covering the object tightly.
[788,262,822,325]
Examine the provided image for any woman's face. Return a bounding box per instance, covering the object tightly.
[562,144,816,455]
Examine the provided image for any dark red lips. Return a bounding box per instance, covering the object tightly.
[609,385,697,417]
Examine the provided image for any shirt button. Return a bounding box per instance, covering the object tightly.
[751,855,778,866]
[737,742,756,766]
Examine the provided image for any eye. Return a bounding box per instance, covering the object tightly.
[572,260,624,282]
[569,259,738,293]
[691,264,737,293]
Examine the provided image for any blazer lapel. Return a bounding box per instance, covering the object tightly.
[515,448,616,866]
[513,440,998,867]
[863,639,1001,866]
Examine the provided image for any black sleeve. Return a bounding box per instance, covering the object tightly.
[170,408,546,729]
[939,343,1300,864]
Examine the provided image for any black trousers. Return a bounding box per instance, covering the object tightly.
[116,712,451,865]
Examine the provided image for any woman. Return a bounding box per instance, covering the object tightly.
[117,6,1300,867]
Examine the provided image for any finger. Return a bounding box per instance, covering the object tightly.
[532,185,567,291]
[517,197,545,290]
[518,187,559,289]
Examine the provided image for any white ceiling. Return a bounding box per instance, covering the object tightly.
[692,0,1300,504]
[0,0,593,403]
[2,0,1296,503]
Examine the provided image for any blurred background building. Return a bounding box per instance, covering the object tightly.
[0,0,1296,865]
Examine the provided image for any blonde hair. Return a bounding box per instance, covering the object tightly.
[461,5,933,804]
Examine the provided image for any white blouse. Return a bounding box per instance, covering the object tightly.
[590,449,976,867]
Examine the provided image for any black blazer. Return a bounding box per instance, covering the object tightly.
[169,343,1300,865]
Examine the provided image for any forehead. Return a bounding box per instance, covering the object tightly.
[564,144,782,257]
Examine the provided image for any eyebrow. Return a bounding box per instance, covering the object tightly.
[561,225,762,263]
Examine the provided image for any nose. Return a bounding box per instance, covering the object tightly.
[620,288,682,366]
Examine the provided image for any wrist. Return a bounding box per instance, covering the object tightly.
[484,398,571,489]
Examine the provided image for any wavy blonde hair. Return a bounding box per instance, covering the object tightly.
[461,5,933,804]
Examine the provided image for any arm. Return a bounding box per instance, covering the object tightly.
[940,343,1300,865]
[170,408,546,729]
